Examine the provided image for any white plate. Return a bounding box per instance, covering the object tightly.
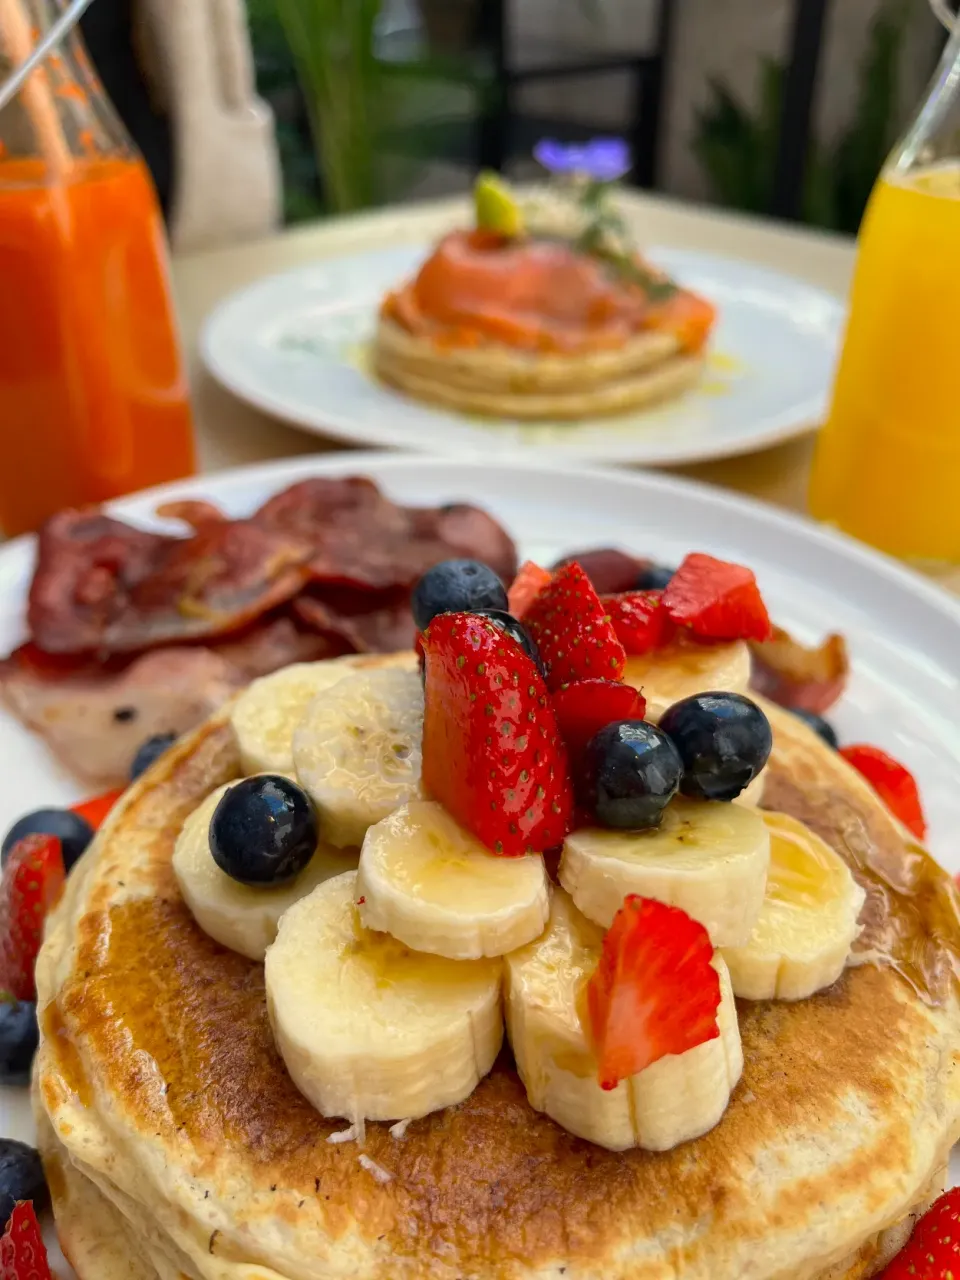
[2,453,958,1269]
[201,246,844,467]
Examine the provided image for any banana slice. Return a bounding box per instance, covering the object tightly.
[293,667,424,848]
[357,799,549,959]
[506,889,742,1152]
[265,871,503,1121]
[721,811,865,1000]
[230,653,416,775]
[624,636,751,723]
[173,784,358,961]
[734,767,766,809]
[560,796,769,946]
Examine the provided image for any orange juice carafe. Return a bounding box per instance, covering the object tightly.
[808,3,960,565]
[0,0,196,537]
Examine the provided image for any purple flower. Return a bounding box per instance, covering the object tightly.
[533,137,631,182]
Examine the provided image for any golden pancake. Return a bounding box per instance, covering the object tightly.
[34,662,960,1279]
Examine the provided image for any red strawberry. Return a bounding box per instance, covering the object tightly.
[839,744,927,840]
[0,836,65,1001]
[72,787,123,830]
[553,679,646,769]
[422,613,573,856]
[662,553,773,642]
[602,591,675,655]
[0,1201,53,1279]
[586,895,721,1091]
[879,1186,960,1278]
[507,560,553,619]
[523,562,626,690]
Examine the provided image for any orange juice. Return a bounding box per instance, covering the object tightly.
[809,165,960,563]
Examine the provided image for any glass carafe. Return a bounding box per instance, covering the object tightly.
[0,0,195,537]
[808,5,960,565]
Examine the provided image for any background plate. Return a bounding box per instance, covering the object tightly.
[201,247,844,467]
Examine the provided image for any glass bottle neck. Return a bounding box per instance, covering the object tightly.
[888,21,960,178]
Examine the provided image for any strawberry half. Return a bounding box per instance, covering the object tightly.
[421,613,573,855]
[662,552,773,642]
[507,560,553,619]
[0,1201,53,1279]
[523,562,626,690]
[72,788,124,830]
[879,1186,960,1278]
[602,591,674,655]
[0,835,65,1001]
[553,679,646,771]
[586,895,721,1091]
[839,744,927,840]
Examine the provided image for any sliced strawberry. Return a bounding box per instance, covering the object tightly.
[507,560,553,619]
[0,835,65,1001]
[585,895,721,1091]
[0,1201,53,1279]
[602,591,675,655]
[71,787,123,830]
[879,1186,960,1278]
[662,552,773,642]
[839,744,927,840]
[553,679,646,770]
[523,561,626,690]
[421,613,573,855]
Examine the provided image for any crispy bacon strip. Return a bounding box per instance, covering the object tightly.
[749,625,849,714]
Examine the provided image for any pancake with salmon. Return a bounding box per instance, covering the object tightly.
[33,646,960,1280]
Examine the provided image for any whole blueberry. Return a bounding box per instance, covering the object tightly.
[470,609,544,673]
[411,559,507,632]
[0,1001,38,1086]
[130,732,178,781]
[210,775,318,886]
[0,1139,47,1228]
[634,563,676,591]
[584,720,683,830]
[659,692,772,802]
[1,808,93,872]
[790,709,839,750]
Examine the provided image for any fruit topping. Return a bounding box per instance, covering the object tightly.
[585,895,721,1090]
[469,608,543,673]
[2,809,91,873]
[550,548,643,595]
[0,1199,52,1280]
[421,612,573,855]
[838,744,927,840]
[602,591,674,655]
[506,560,553,618]
[789,708,839,749]
[0,1142,47,1235]
[634,563,676,591]
[474,171,524,237]
[130,731,178,780]
[749,624,848,714]
[662,553,773,642]
[0,1000,38,1087]
[210,776,319,886]
[552,679,646,772]
[523,561,626,690]
[879,1185,960,1279]
[583,721,682,829]
[659,692,772,802]
[411,559,507,633]
[0,836,64,1001]
[70,788,123,831]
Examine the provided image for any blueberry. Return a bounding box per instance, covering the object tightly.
[790,709,839,750]
[210,775,318,886]
[1,808,93,872]
[130,732,177,781]
[0,1139,47,1228]
[635,563,676,591]
[0,1001,37,1087]
[470,609,544,674]
[584,721,683,830]
[659,692,772,802]
[412,559,507,632]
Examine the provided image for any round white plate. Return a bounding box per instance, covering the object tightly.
[2,453,958,1268]
[201,246,844,467]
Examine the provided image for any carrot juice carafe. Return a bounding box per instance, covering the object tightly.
[0,0,195,536]
[808,1,960,565]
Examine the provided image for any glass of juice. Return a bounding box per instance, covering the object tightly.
[808,9,960,566]
[0,0,196,537]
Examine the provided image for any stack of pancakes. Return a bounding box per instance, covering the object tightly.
[34,663,960,1279]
